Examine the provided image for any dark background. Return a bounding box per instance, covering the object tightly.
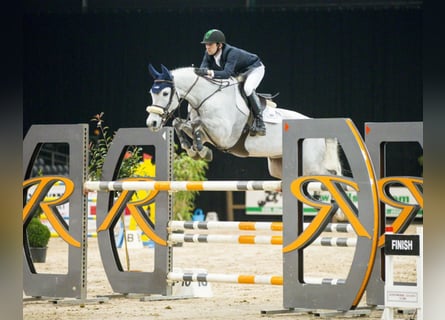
[23,1,422,220]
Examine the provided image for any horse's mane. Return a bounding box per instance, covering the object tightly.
[170,67,198,82]
[171,66,194,74]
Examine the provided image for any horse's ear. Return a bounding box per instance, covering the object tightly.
[160,64,173,80]
[148,64,160,79]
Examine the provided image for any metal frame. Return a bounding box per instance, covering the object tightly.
[364,121,423,306]
[95,127,174,295]
[23,124,89,299]
[282,118,379,311]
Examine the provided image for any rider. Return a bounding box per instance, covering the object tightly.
[194,29,266,136]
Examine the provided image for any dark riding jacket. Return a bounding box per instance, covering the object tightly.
[199,44,262,79]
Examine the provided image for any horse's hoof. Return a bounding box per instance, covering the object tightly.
[332,210,347,222]
[186,148,198,159]
[249,129,266,136]
[181,142,191,150]
[204,151,213,162]
[199,147,213,162]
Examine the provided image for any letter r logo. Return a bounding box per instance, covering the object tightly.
[284,175,370,253]
[97,177,167,246]
[378,176,423,247]
[23,176,80,247]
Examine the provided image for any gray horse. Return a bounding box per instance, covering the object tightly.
[146,64,342,180]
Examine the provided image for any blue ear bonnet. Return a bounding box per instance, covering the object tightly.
[148,64,174,93]
[151,80,172,93]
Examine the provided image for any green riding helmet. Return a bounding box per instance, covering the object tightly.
[201,29,226,44]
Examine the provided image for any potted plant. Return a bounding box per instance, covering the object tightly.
[26,216,51,263]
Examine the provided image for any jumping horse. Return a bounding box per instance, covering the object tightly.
[146,64,342,180]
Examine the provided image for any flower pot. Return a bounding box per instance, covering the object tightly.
[30,247,48,263]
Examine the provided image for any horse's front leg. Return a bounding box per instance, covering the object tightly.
[189,118,203,151]
[173,118,192,150]
[173,118,199,159]
[189,118,213,162]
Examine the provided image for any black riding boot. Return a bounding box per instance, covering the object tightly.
[247,93,266,136]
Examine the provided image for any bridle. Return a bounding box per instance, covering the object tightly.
[146,73,237,126]
[146,79,182,127]
[147,76,202,126]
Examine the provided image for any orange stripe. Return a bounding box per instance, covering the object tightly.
[239,222,255,230]
[271,236,283,245]
[238,235,255,244]
[155,182,171,190]
[271,222,283,231]
[238,275,255,284]
[186,182,204,191]
[271,276,283,285]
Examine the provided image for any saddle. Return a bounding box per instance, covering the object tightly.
[258,93,279,108]
[236,81,279,109]
[221,83,279,156]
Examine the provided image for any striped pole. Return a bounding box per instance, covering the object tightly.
[84,180,282,192]
[169,233,283,245]
[312,237,357,247]
[168,221,354,234]
[169,221,283,232]
[167,272,347,286]
[85,180,356,193]
[168,233,357,247]
[167,271,283,286]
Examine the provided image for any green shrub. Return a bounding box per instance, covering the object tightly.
[89,112,142,180]
[27,217,51,248]
[173,146,208,220]
[88,112,209,221]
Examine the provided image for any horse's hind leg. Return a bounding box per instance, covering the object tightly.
[324,137,342,176]
[322,137,348,222]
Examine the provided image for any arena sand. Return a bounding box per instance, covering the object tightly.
[23,224,421,319]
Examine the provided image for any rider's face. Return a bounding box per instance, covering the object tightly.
[205,43,220,56]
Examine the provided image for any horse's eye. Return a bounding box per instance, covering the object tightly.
[162,91,169,96]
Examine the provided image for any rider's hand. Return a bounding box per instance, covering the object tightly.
[194,68,210,77]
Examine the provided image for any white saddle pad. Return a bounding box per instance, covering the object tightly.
[263,107,282,124]
[232,81,281,123]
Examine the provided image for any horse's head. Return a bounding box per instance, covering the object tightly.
[146,64,180,132]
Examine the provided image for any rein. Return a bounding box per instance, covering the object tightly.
[191,77,237,112]
[184,76,240,148]
[150,71,239,127]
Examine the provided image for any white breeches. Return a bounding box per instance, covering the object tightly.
[244,64,265,96]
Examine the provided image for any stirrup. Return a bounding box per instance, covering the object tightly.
[249,120,266,136]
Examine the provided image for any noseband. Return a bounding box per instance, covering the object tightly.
[146,77,201,126]
[146,79,178,125]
